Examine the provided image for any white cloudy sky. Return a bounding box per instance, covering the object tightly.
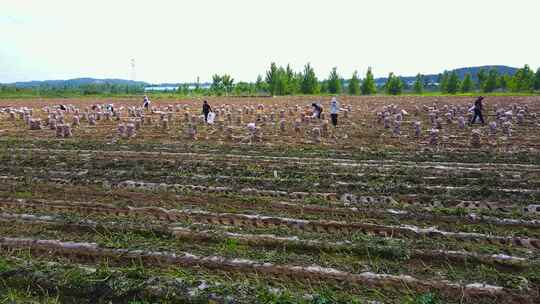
[1,0,539,83]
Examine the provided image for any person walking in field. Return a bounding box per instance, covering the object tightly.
[143,95,151,110]
[311,103,323,119]
[202,100,212,122]
[330,97,340,126]
[470,96,485,125]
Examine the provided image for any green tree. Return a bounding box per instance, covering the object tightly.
[361,67,377,95]
[255,75,267,94]
[439,71,449,93]
[284,64,300,94]
[385,73,403,95]
[348,70,361,95]
[482,69,499,93]
[446,71,460,94]
[181,84,190,95]
[509,65,535,92]
[327,67,341,94]
[233,82,253,95]
[300,63,319,94]
[221,74,234,95]
[289,73,302,95]
[265,65,289,96]
[211,74,223,95]
[534,68,540,91]
[320,81,329,94]
[413,73,424,94]
[460,73,473,93]
[476,68,487,91]
[265,63,278,95]
[498,74,509,91]
[277,67,288,95]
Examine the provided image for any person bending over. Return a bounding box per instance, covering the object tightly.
[311,103,323,119]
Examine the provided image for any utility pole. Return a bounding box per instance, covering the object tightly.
[130,59,136,81]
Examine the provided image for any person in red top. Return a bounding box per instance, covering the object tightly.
[470,96,485,125]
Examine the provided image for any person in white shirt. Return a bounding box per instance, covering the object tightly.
[330,97,340,126]
[143,95,151,110]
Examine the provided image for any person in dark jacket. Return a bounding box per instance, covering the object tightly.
[202,100,211,122]
[311,103,323,119]
[470,96,485,124]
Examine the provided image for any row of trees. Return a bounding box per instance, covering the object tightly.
[0,83,145,96]
[260,63,540,96]
[262,63,377,96]
[2,65,539,97]
[437,65,540,94]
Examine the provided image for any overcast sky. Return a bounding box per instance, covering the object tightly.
[1,0,539,84]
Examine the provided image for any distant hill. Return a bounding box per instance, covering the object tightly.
[6,78,148,88]
[374,65,519,86]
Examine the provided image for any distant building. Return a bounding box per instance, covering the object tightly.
[144,86,178,92]
[144,83,211,92]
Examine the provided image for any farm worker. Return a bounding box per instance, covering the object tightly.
[107,104,114,113]
[59,104,67,111]
[470,96,485,125]
[311,103,323,119]
[330,97,340,126]
[202,100,212,122]
[143,95,151,110]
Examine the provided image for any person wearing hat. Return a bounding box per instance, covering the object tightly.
[330,97,340,126]
[470,96,485,124]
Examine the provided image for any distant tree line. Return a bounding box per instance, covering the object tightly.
[0,82,145,97]
[438,65,540,94]
[260,63,377,96]
[252,63,540,96]
[1,64,539,97]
